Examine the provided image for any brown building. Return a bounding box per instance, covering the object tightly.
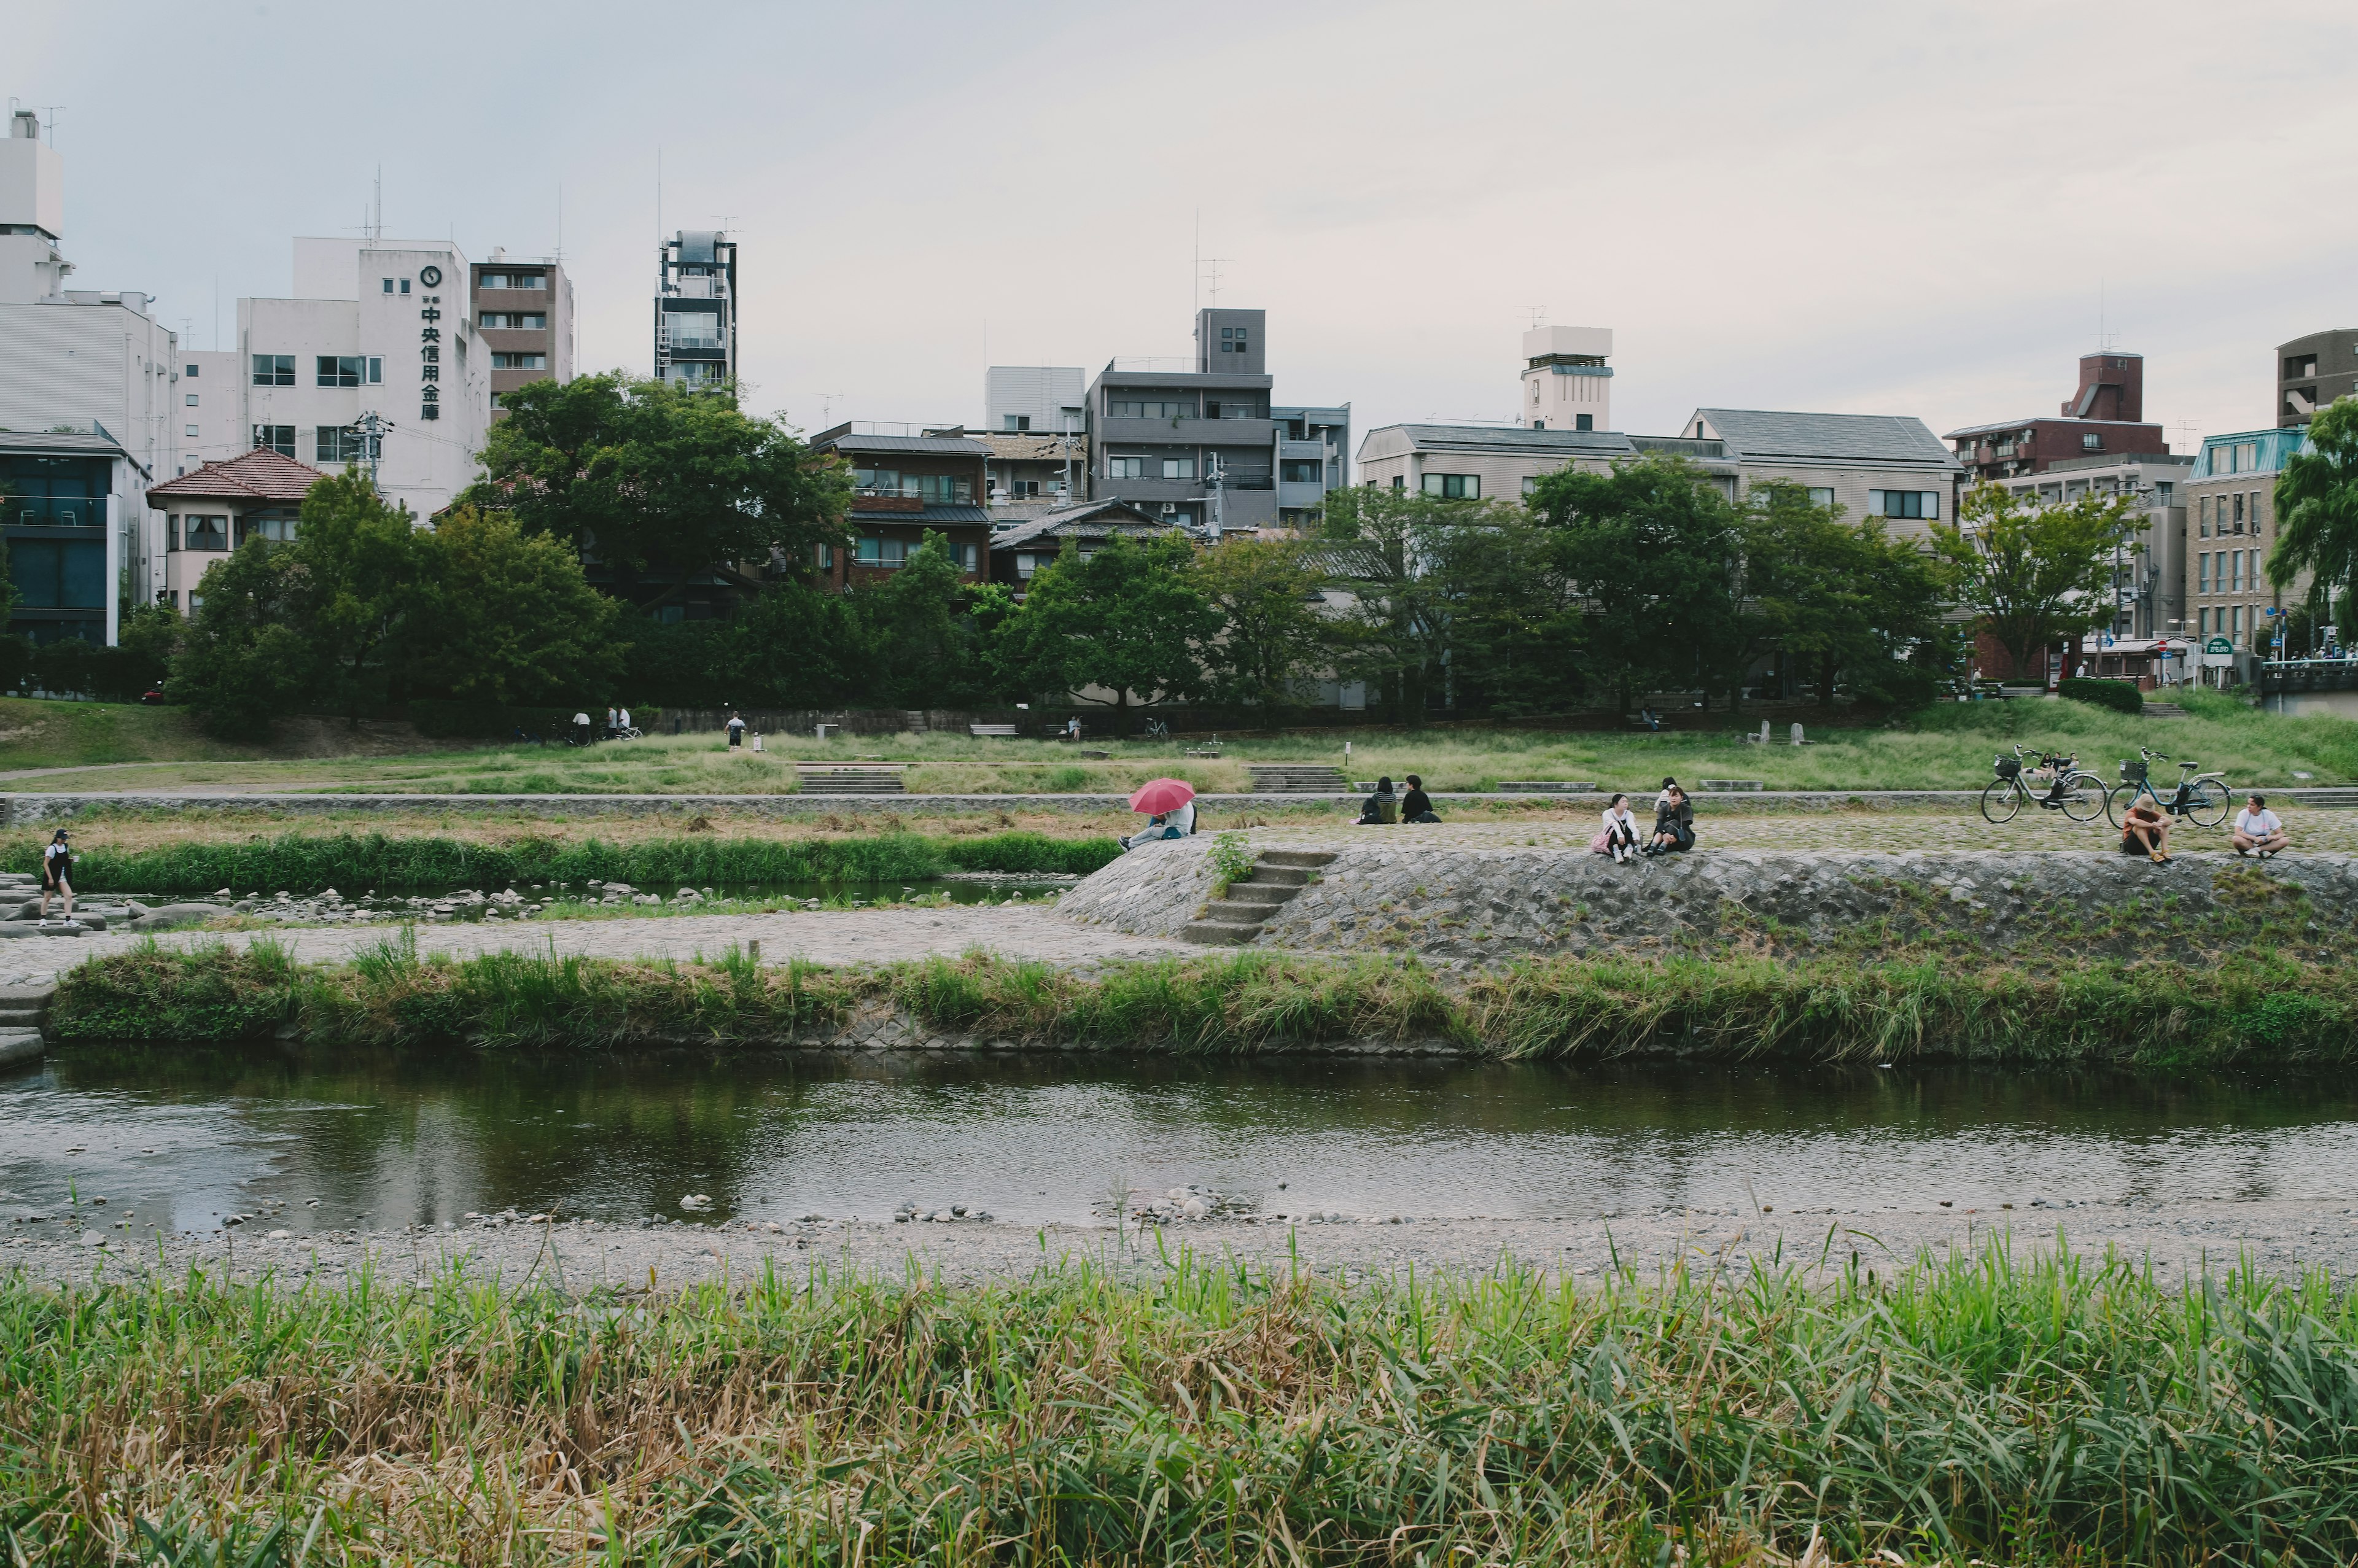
[809,424,992,589]
[2183,425,2310,678]
[1944,352,2171,485]
[986,499,1172,594]
[2278,329,2358,427]
[469,251,574,419]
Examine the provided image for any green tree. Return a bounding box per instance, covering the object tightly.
[992,534,1218,723]
[2271,396,2358,623]
[1735,482,1947,706]
[849,531,1002,707]
[90,603,182,702]
[1929,484,2140,680]
[169,544,313,739]
[1313,485,1480,720]
[1192,535,1333,708]
[408,506,625,705]
[285,471,429,725]
[467,373,851,611]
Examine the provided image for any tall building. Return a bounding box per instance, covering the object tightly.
[808,423,990,592]
[178,236,491,526]
[984,366,1084,433]
[2277,330,2358,427]
[655,230,736,388]
[1517,325,1613,432]
[2185,427,2308,670]
[1988,452,2194,642]
[1944,352,2171,484]
[0,106,179,641]
[471,250,574,417]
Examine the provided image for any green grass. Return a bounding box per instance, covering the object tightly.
[0,696,267,771]
[4,829,1121,894]
[53,942,2358,1066]
[9,1246,2358,1562]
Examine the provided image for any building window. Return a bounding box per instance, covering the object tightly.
[2199,496,2211,536]
[1219,326,1250,354]
[1108,398,1193,419]
[2155,481,2173,505]
[235,511,298,546]
[949,541,979,572]
[913,474,974,505]
[661,360,720,386]
[1280,459,1322,484]
[852,467,901,496]
[491,352,548,370]
[316,355,365,387]
[400,278,410,294]
[1421,473,1479,499]
[2289,355,2319,378]
[814,543,833,569]
[1161,457,1196,480]
[664,311,720,349]
[316,425,363,463]
[2233,493,2246,532]
[180,514,228,552]
[2198,553,2210,594]
[480,312,550,330]
[184,392,199,407]
[1391,475,1405,489]
[1576,413,1593,431]
[2082,432,2103,451]
[383,278,394,293]
[854,535,908,569]
[480,272,546,291]
[251,354,295,387]
[184,424,199,438]
[185,362,199,377]
[1807,487,1835,507]
[1003,414,1031,432]
[1867,489,1939,519]
[252,424,295,457]
[1107,456,1145,479]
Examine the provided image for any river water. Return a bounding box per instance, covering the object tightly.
[11,1047,2358,1237]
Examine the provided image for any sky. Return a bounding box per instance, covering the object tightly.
[12,0,2358,460]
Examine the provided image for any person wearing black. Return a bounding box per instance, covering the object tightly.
[1401,774,1439,823]
[38,829,73,920]
[1355,776,1399,825]
[1643,784,1695,855]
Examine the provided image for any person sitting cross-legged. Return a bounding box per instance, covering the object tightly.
[2233,794,2290,858]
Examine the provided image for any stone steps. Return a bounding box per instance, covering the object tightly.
[1181,850,1336,945]
[0,982,56,1069]
[2144,703,2189,719]
[794,770,906,794]
[1246,766,1348,793]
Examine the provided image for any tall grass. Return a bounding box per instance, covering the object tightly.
[7,1247,2358,1563]
[52,942,2358,1065]
[6,829,1121,893]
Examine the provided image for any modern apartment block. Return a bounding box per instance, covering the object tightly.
[1945,353,2171,484]
[0,106,179,639]
[808,423,991,590]
[655,230,736,389]
[1994,452,2194,641]
[985,366,1084,433]
[2184,427,2308,670]
[1517,325,1613,432]
[471,250,574,417]
[2277,330,2358,427]
[1083,309,1348,535]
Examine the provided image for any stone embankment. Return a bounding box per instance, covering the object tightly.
[1062,834,2358,961]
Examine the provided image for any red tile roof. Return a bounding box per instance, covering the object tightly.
[146,448,326,506]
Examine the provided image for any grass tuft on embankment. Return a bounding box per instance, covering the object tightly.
[9,1246,2358,1563]
[52,940,2358,1065]
[3,828,1119,893]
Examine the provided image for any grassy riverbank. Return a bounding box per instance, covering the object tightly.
[6,1246,2357,1563]
[53,941,2358,1066]
[4,828,1121,893]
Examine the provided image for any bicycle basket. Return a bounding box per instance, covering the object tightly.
[1994,755,2020,779]
[2120,759,2147,785]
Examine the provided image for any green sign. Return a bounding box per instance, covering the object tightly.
[2204,635,2235,655]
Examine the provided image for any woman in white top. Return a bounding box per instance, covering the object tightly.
[2233,794,2290,858]
[1596,793,1641,864]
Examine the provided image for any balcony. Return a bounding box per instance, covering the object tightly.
[1,496,108,528]
[1096,416,1274,446]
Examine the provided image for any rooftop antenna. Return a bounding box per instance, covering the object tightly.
[1193,209,1199,315]
[370,166,382,243]
[554,184,562,260]
[2172,418,2201,455]
[716,213,740,235]
[1200,255,1234,306]
[1520,305,1547,330]
[2095,278,2117,354]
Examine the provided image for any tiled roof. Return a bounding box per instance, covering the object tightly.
[1390,424,1637,455]
[816,432,990,457]
[989,499,1168,551]
[1694,409,1960,472]
[848,503,990,524]
[146,447,325,505]
[977,433,1086,460]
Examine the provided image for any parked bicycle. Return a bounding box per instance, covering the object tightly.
[1142,718,1172,741]
[2106,746,2230,829]
[1981,743,2107,824]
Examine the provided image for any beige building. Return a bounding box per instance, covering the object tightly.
[2184,425,2308,678]
[1518,325,1613,432]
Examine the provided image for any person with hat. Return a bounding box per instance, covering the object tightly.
[38,829,74,920]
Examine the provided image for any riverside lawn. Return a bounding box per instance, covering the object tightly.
[4,688,2353,796]
[9,1243,2358,1564]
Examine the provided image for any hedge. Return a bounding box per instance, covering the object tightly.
[2058,676,2142,715]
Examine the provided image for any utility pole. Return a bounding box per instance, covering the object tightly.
[1205,451,1225,540]
[352,409,391,494]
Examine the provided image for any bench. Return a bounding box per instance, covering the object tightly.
[968,724,1020,738]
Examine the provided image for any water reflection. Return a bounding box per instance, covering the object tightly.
[9,1044,2358,1236]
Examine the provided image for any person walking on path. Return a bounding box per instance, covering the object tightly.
[1355,777,1399,825]
[1594,794,1641,863]
[572,710,593,747]
[726,712,747,748]
[1401,774,1440,823]
[2233,794,2290,858]
[1643,784,1695,855]
[2121,799,2173,863]
[37,829,73,920]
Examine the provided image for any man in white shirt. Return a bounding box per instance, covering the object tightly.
[2233,794,2290,858]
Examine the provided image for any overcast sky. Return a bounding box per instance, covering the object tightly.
[14,1,2357,460]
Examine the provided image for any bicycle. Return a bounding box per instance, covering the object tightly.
[2106,746,2231,829]
[1142,718,1171,742]
[1980,744,2107,824]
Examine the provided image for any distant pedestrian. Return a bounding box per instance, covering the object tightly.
[726,712,747,748]
[1401,774,1440,823]
[572,710,592,746]
[618,705,632,735]
[2233,794,2290,858]
[37,829,72,920]
[604,705,620,739]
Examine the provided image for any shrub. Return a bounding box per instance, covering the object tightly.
[2060,675,2142,715]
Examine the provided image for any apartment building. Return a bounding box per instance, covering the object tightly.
[1997,452,2193,642]
[2277,330,2358,427]
[985,366,1084,433]
[0,106,178,637]
[1945,353,2172,485]
[2184,427,2308,675]
[809,424,991,589]
[654,230,736,388]
[471,250,574,417]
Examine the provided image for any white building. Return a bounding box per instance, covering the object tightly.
[188,237,490,525]
[1518,325,1613,432]
[0,107,179,640]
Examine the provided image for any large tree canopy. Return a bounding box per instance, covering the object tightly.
[468,374,850,605]
[1929,484,2140,678]
[2271,396,2358,621]
[992,534,1220,717]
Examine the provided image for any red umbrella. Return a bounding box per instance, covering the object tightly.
[1129,777,1196,814]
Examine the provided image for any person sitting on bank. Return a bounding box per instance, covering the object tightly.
[2233,794,2290,858]
[1643,784,1695,855]
[2120,799,2173,864]
[1401,774,1440,823]
[1593,793,1641,863]
[1121,812,1181,850]
[1355,777,1399,825]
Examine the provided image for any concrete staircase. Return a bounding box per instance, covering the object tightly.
[794,767,906,794]
[1245,765,1349,794]
[2291,788,2358,809]
[0,982,55,1069]
[2144,702,2188,719]
[1180,849,1335,945]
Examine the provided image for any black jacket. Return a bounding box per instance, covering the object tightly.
[1401,788,1435,819]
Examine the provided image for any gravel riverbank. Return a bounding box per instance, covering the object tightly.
[9,1199,2352,1294]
